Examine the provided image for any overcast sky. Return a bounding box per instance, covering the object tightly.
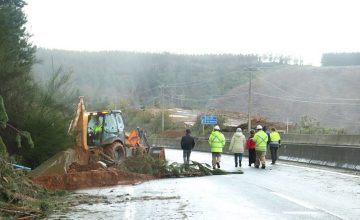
[25,0,360,65]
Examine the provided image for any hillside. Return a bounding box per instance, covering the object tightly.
[32,49,360,132]
[32,48,259,109]
[213,66,360,132]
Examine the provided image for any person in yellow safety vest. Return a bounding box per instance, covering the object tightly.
[253,125,268,169]
[269,127,281,165]
[93,118,103,138]
[208,125,226,169]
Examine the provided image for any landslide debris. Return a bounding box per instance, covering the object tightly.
[118,155,244,178]
[28,148,79,177]
[31,154,243,191]
[30,166,156,191]
[0,157,68,219]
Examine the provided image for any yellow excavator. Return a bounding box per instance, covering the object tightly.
[68,96,165,166]
[30,97,165,177]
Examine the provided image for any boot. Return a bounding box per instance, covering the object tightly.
[261,165,266,169]
[239,161,242,167]
[216,162,220,168]
[235,162,238,167]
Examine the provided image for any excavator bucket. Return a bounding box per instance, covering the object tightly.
[149,146,166,160]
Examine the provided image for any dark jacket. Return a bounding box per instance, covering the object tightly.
[181,134,195,150]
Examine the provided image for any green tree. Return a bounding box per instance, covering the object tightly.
[18,70,76,168]
[0,95,34,158]
[0,0,76,168]
[0,0,35,95]
[0,0,36,156]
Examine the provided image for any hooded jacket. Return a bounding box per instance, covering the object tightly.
[229,131,246,153]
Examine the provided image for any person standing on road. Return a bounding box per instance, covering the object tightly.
[208,125,226,169]
[180,129,195,164]
[229,128,246,167]
[262,126,271,148]
[269,127,281,165]
[253,125,268,169]
[246,129,256,167]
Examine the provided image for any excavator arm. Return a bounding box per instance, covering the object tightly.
[68,96,89,151]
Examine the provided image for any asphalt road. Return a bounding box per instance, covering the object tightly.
[50,149,360,220]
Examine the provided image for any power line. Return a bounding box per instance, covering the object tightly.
[136,85,161,96]
[161,70,246,88]
[255,74,360,101]
[163,90,360,106]
[252,92,360,106]
[163,94,214,102]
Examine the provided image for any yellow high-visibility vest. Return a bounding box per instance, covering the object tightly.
[208,131,225,152]
[253,130,268,151]
[270,131,281,142]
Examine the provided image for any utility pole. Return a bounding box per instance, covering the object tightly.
[247,71,252,132]
[286,117,291,134]
[161,85,165,132]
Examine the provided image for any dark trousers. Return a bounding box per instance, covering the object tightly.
[248,149,256,165]
[234,153,243,166]
[270,146,278,164]
[183,150,192,164]
[212,152,221,168]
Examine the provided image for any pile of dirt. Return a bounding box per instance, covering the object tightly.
[30,152,242,191]
[250,116,289,131]
[29,148,156,191]
[29,148,79,177]
[159,130,184,138]
[31,165,155,190]
[68,162,106,172]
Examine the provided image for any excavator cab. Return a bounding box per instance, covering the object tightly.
[85,110,126,164]
[87,111,125,148]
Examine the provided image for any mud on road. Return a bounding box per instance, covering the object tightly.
[49,182,188,220]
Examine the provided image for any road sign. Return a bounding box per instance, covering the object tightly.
[201,115,218,125]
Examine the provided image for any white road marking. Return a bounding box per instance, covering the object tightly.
[317,208,348,220]
[271,192,315,210]
[272,191,348,219]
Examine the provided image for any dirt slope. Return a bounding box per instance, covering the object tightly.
[213,66,360,133]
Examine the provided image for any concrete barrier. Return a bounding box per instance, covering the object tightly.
[279,144,360,170]
[282,134,360,146]
[148,134,360,170]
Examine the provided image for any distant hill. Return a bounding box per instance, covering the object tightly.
[213,66,360,132]
[32,49,360,132]
[32,48,260,108]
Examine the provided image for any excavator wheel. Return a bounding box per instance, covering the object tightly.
[103,142,125,164]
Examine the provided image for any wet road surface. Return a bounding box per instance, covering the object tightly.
[50,149,360,220]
